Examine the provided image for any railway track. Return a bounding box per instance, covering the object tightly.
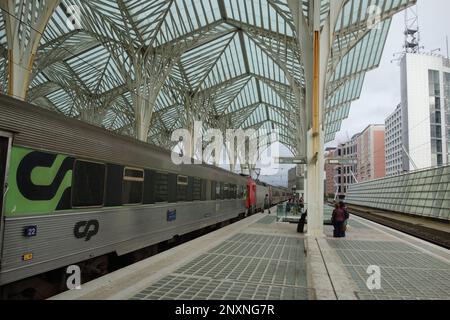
[345,204,450,249]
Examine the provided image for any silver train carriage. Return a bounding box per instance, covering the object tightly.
[0,94,289,287]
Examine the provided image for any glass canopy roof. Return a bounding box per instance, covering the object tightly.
[0,0,416,155]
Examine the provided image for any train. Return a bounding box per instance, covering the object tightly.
[0,94,289,297]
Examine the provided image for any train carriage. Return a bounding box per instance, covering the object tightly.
[0,94,288,294]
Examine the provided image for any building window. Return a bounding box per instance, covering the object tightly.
[429,69,444,167]
[72,160,105,207]
[444,73,450,163]
[437,154,443,166]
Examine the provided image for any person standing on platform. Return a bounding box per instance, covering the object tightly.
[331,203,345,238]
[264,194,271,214]
[339,201,349,237]
[299,195,305,213]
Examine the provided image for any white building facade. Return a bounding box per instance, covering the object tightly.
[385,104,404,176]
[400,53,450,170]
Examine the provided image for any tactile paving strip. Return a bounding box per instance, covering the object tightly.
[327,240,421,252]
[209,239,305,261]
[350,266,450,300]
[256,216,277,224]
[130,275,311,300]
[328,239,450,300]
[178,254,307,287]
[130,233,309,300]
[226,233,304,247]
[345,220,370,229]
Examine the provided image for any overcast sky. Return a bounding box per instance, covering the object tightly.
[327,0,450,147]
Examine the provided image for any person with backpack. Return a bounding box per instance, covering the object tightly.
[331,203,346,238]
[339,201,350,237]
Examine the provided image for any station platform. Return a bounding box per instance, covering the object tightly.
[50,206,450,300]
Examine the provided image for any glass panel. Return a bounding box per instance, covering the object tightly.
[192,178,201,201]
[122,168,144,204]
[155,172,168,202]
[72,161,105,207]
[177,175,188,201]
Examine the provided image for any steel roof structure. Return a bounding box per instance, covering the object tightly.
[0,0,416,157]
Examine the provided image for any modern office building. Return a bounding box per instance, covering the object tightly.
[400,53,450,170]
[357,124,386,182]
[326,134,359,199]
[385,104,404,176]
[336,135,359,196]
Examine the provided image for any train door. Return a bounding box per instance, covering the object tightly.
[0,131,12,258]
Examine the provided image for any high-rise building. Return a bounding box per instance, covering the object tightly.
[324,134,360,199]
[357,124,386,182]
[334,134,359,198]
[324,147,338,198]
[400,53,450,170]
[385,104,404,176]
[326,125,387,198]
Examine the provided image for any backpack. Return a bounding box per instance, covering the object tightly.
[334,208,345,222]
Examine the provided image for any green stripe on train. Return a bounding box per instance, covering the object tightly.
[4,147,73,216]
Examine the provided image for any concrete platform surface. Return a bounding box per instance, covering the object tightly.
[50,206,450,300]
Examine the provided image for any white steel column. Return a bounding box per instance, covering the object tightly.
[131,52,175,142]
[307,0,344,236]
[288,0,344,236]
[301,0,324,236]
[1,0,60,100]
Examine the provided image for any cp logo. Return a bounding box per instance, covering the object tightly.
[74,220,99,241]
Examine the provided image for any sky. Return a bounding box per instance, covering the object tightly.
[327,0,450,147]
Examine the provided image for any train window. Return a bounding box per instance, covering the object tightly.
[177,175,188,185]
[72,160,105,207]
[211,181,216,200]
[177,175,188,201]
[223,184,229,199]
[238,185,244,199]
[122,167,144,204]
[230,184,237,199]
[192,178,202,201]
[201,180,207,201]
[215,182,222,200]
[155,172,169,202]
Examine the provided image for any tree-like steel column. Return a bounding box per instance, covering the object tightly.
[306,22,324,236]
[287,0,344,236]
[1,0,60,100]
